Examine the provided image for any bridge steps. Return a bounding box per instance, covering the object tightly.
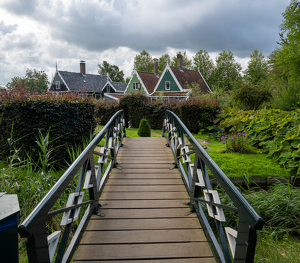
[73,137,215,262]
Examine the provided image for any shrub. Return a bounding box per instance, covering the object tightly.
[221,131,254,154]
[0,86,96,167]
[137,119,151,137]
[232,81,272,110]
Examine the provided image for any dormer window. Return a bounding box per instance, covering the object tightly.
[56,81,60,90]
[165,81,170,90]
[133,82,141,90]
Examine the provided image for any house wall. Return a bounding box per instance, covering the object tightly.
[102,84,115,95]
[126,74,147,94]
[155,69,181,92]
[49,73,68,91]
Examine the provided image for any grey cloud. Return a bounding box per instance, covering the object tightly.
[1,0,38,16]
[0,21,17,34]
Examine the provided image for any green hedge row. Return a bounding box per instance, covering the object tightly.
[0,87,96,167]
[95,93,220,134]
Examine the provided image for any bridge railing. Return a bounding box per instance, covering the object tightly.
[162,110,265,263]
[18,110,126,263]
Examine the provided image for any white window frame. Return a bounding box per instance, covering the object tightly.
[56,81,60,90]
[165,81,170,90]
[133,82,141,90]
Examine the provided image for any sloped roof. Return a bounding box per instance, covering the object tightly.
[58,71,107,92]
[170,67,210,94]
[110,81,127,92]
[137,71,160,94]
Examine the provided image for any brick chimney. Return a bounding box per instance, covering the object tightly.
[177,54,183,71]
[80,60,86,74]
[153,58,158,76]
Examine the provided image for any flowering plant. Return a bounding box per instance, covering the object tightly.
[221,131,254,154]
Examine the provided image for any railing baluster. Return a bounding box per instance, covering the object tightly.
[18,110,126,263]
[162,110,265,263]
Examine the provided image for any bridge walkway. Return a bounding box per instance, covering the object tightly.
[73,137,215,262]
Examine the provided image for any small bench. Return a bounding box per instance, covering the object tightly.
[207,126,224,140]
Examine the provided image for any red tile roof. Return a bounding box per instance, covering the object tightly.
[170,67,210,94]
[137,71,160,94]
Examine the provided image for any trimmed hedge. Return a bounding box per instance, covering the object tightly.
[96,93,220,134]
[138,119,151,137]
[0,86,96,166]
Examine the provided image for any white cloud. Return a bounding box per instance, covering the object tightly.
[0,0,290,85]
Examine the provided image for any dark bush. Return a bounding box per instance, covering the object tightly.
[137,119,151,137]
[95,93,220,133]
[0,85,96,167]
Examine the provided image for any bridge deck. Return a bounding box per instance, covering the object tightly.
[73,137,215,262]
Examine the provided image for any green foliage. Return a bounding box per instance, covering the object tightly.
[158,53,171,73]
[0,86,96,167]
[97,61,125,82]
[244,50,268,85]
[6,68,49,93]
[221,131,255,154]
[95,93,220,133]
[193,49,214,86]
[275,0,300,81]
[218,108,300,175]
[137,119,151,137]
[134,50,154,73]
[270,78,300,110]
[232,81,272,110]
[94,99,119,125]
[171,51,193,70]
[211,50,242,91]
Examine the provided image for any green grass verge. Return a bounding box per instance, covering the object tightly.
[195,133,289,179]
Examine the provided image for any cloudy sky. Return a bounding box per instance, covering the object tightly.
[0,0,290,86]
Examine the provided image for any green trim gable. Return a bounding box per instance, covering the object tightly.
[126,74,147,94]
[155,69,181,92]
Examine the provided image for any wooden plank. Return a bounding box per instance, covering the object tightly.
[74,259,216,263]
[92,208,196,219]
[105,179,184,185]
[97,200,190,209]
[86,218,200,230]
[103,185,186,192]
[119,163,174,169]
[111,168,179,174]
[100,191,189,200]
[74,242,213,261]
[80,229,205,244]
[117,157,174,163]
[74,138,215,262]
[109,173,181,179]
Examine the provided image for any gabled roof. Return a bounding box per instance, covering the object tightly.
[58,71,108,92]
[109,81,127,92]
[137,71,160,94]
[170,66,211,93]
[151,65,211,95]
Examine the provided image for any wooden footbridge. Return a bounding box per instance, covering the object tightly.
[17,110,265,263]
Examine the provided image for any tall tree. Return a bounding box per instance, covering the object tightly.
[193,49,214,86]
[274,0,300,80]
[158,53,171,72]
[134,50,154,73]
[98,61,124,82]
[244,50,268,85]
[171,51,193,70]
[6,69,49,93]
[212,50,242,91]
